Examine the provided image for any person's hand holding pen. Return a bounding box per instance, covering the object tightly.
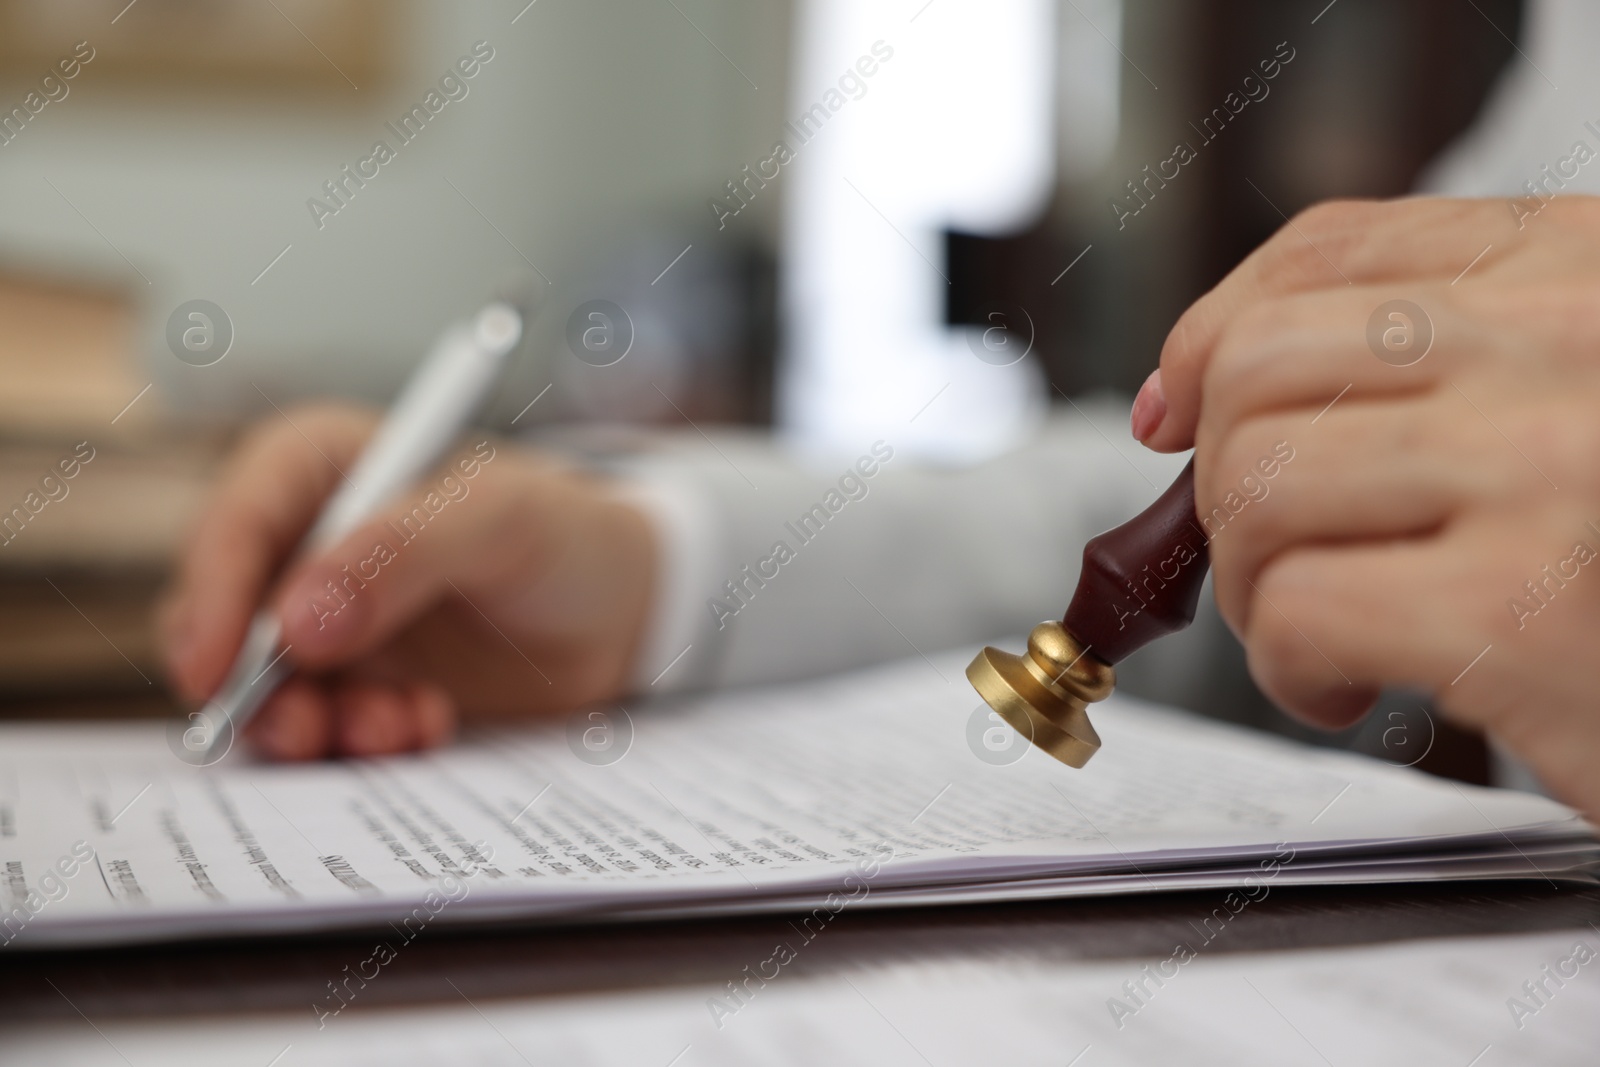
[1135,195,1600,818]
[158,404,656,760]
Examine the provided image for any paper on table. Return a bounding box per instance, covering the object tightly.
[1,647,1593,948]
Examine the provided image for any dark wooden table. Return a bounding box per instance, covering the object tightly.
[6,881,1597,1024]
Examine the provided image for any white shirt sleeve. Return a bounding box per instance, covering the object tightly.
[611,397,1189,694]
[609,464,726,693]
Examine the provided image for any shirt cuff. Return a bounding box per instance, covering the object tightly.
[609,466,724,694]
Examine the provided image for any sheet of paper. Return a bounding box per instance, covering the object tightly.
[1,647,1592,947]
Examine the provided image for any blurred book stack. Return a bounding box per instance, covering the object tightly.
[0,273,220,718]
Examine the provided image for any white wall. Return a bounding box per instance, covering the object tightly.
[0,0,791,419]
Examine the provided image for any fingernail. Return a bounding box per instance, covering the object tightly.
[1131,369,1166,443]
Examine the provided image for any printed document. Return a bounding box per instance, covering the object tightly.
[2,647,1592,947]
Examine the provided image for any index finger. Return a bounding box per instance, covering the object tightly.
[162,404,378,701]
[1143,196,1518,453]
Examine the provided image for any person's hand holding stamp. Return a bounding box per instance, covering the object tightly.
[1138,196,1600,818]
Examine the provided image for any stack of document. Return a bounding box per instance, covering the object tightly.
[4,647,1594,948]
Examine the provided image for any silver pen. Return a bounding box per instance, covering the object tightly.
[181,301,524,764]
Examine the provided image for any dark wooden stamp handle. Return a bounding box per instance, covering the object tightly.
[1062,460,1210,665]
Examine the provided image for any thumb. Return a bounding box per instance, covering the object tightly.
[1138,289,1233,453]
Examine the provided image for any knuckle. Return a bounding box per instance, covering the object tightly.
[286,401,379,444]
[241,402,375,458]
[1207,297,1300,390]
[1286,198,1380,249]
[1540,194,1600,231]
[235,410,294,457]
[1289,197,1366,237]
[1464,281,1586,358]
[1264,198,1374,281]
[1485,392,1593,496]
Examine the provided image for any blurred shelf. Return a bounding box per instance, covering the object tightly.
[0,272,227,706]
[0,573,167,697]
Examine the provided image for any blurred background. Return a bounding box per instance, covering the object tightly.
[0,0,1524,778]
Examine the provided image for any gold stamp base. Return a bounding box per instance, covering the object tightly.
[965,621,1116,769]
